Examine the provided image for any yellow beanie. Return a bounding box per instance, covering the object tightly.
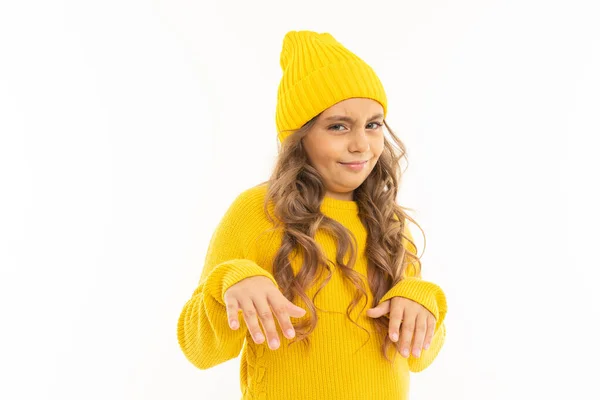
[275,30,388,143]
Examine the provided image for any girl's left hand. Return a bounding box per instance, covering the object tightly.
[366,297,436,358]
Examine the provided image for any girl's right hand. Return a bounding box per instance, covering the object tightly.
[223,275,307,350]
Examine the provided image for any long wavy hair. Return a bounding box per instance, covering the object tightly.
[256,112,426,363]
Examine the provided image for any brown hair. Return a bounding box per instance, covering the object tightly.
[257,114,425,363]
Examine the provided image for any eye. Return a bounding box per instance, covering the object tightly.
[327,124,346,131]
[367,122,383,129]
[328,122,383,132]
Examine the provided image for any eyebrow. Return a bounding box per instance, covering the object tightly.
[323,113,384,123]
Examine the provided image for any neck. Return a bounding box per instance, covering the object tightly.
[325,190,354,201]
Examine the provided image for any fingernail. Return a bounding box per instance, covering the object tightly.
[286,329,295,338]
[391,333,398,341]
[230,320,238,329]
[414,349,421,357]
[402,348,409,357]
[269,338,279,349]
[256,333,264,342]
[424,342,430,350]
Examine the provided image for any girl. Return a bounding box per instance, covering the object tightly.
[177,30,448,400]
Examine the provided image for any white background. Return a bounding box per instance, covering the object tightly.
[1,0,599,399]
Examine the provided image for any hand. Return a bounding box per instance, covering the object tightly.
[224,275,307,350]
[366,296,436,358]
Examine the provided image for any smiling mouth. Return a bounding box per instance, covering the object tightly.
[339,160,368,165]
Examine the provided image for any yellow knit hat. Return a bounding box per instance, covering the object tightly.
[275,30,388,143]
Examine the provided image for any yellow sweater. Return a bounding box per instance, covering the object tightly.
[177,183,448,400]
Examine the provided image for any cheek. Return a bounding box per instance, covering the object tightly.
[372,140,385,158]
[304,138,330,166]
[369,146,384,167]
[315,144,342,166]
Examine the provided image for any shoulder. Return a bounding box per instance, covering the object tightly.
[216,182,280,255]
[234,181,269,206]
[227,182,270,215]
[219,182,274,231]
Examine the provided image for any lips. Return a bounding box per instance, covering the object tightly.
[340,161,367,165]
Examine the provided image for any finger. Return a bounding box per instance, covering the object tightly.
[267,293,296,340]
[225,298,241,330]
[399,312,416,358]
[239,299,265,345]
[411,313,428,357]
[388,302,404,342]
[253,297,281,350]
[367,301,390,318]
[424,316,436,350]
[287,301,307,318]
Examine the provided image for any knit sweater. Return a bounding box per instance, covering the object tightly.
[177,183,447,400]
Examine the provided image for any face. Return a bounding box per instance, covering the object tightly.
[301,97,385,201]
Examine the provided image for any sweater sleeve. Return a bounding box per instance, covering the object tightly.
[177,191,279,370]
[377,224,448,373]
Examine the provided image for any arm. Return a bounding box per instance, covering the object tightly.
[177,192,278,370]
[378,224,448,373]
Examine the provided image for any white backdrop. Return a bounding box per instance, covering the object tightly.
[1,0,599,399]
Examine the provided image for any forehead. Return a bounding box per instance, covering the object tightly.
[320,98,384,118]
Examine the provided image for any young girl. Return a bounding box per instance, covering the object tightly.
[177,30,448,400]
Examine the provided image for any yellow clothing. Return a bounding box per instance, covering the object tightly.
[177,183,448,400]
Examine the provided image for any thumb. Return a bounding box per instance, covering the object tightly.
[366,302,389,318]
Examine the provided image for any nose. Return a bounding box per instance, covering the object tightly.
[349,129,370,153]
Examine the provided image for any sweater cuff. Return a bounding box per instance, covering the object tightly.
[203,259,279,305]
[378,277,448,330]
